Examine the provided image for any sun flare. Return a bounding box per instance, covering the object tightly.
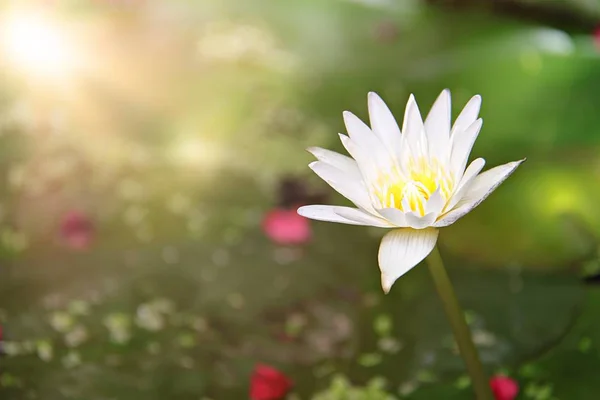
[1,9,76,80]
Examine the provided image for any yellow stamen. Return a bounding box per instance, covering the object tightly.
[374,158,454,216]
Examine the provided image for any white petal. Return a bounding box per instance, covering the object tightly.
[298,205,393,227]
[378,228,439,293]
[339,133,360,162]
[338,134,380,186]
[343,111,388,161]
[368,92,402,157]
[405,211,437,229]
[451,94,481,137]
[434,159,525,227]
[376,207,408,227]
[342,114,396,177]
[425,187,445,215]
[338,134,398,212]
[344,111,373,142]
[309,161,374,212]
[424,89,451,161]
[402,94,423,138]
[401,94,427,160]
[307,147,361,178]
[335,207,395,227]
[444,157,486,212]
[450,118,483,179]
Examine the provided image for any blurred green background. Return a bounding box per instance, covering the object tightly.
[1,0,600,398]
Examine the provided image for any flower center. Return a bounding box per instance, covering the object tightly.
[374,158,454,216]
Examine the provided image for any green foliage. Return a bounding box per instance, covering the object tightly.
[312,375,397,400]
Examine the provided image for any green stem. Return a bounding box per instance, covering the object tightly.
[426,246,492,400]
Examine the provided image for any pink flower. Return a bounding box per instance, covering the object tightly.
[60,210,94,250]
[250,364,293,400]
[594,26,600,49]
[262,208,311,245]
[490,375,519,400]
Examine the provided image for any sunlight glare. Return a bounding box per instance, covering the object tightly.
[2,10,76,79]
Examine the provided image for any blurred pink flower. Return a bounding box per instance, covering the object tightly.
[250,364,293,400]
[60,210,94,250]
[490,375,519,400]
[594,26,600,48]
[263,208,311,245]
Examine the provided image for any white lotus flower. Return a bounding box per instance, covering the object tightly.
[298,90,524,293]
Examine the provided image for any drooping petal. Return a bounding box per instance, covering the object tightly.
[297,205,393,227]
[367,92,402,157]
[378,228,439,293]
[306,147,361,178]
[405,211,437,229]
[424,89,451,161]
[434,159,525,227]
[450,118,483,179]
[451,94,481,137]
[309,161,374,212]
[444,157,486,212]
[376,207,408,227]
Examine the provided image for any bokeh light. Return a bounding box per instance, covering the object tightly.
[168,136,225,170]
[1,8,77,80]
